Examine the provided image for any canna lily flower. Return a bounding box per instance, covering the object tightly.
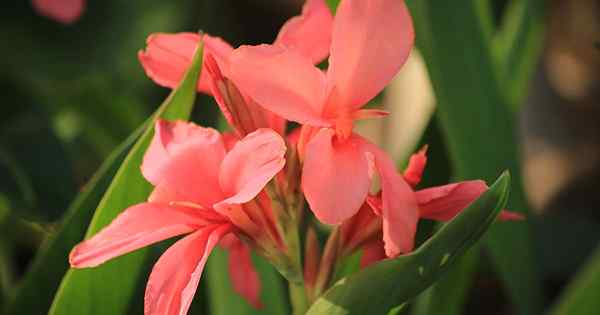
[228,0,416,256]
[137,0,333,137]
[340,147,524,266]
[31,0,85,24]
[70,120,286,314]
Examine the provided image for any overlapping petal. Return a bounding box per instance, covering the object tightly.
[144,224,232,315]
[361,139,419,257]
[229,45,330,126]
[217,128,286,208]
[141,120,226,207]
[69,203,212,268]
[326,0,414,110]
[138,33,233,93]
[275,0,333,64]
[302,129,371,224]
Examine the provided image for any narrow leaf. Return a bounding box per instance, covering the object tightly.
[306,172,511,315]
[47,39,205,315]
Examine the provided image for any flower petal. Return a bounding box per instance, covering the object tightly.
[360,240,386,268]
[275,0,333,64]
[403,145,428,187]
[216,129,286,208]
[417,180,524,221]
[326,0,414,110]
[229,44,330,126]
[361,138,418,257]
[141,120,226,207]
[302,129,371,224]
[145,224,232,315]
[69,203,210,268]
[138,33,233,93]
[32,0,85,24]
[227,241,262,309]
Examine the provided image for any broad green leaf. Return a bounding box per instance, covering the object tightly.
[2,122,144,315]
[306,172,511,315]
[48,39,204,315]
[406,1,543,314]
[206,248,289,315]
[548,244,600,315]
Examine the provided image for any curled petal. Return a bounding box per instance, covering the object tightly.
[302,129,371,224]
[145,224,232,315]
[275,0,333,64]
[138,33,233,93]
[327,0,414,111]
[217,129,286,207]
[69,203,211,268]
[403,145,428,187]
[227,241,262,308]
[32,0,85,24]
[361,138,418,257]
[142,120,226,207]
[229,45,330,126]
[417,180,524,221]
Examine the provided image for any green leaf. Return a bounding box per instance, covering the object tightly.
[325,0,340,12]
[306,172,511,315]
[493,0,546,110]
[2,122,144,315]
[406,1,543,314]
[548,244,600,315]
[205,248,289,315]
[47,39,204,315]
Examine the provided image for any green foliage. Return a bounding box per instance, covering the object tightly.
[47,39,204,315]
[406,1,544,314]
[548,245,600,315]
[2,122,145,315]
[306,172,511,315]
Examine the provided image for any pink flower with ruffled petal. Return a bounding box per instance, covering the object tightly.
[229,0,416,257]
[70,120,286,315]
[343,148,525,262]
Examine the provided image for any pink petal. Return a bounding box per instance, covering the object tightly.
[403,145,428,187]
[360,240,386,268]
[69,203,211,268]
[417,180,524,221]
[32,0,85,24]
[145,224,232,315]
[141,120,226,207]
[138,33,233,93]
[227,241,262,309]
[229,44,330,126]
[216,129,286,209]
[326,0,414,111]
[302,129,371,224]
[361,138,418,257]
[274,0,333,64]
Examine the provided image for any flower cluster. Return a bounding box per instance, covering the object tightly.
[69,0,522,314]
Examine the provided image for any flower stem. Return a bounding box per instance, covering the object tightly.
[289,280,309,315]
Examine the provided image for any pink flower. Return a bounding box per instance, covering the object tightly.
[137,0,332,137]
[341,148,524,262]
[70,120,286,315]
[228,0,416,256]
[32,0,85,24]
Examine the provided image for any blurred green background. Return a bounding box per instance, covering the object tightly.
[1,0,600,314]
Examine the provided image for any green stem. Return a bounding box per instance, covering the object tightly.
[289,280,309,315]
